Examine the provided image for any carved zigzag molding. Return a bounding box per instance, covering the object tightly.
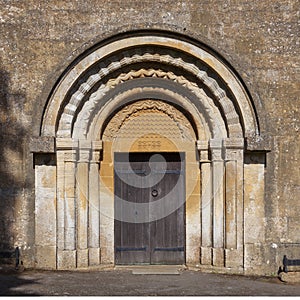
[57,53,241,138]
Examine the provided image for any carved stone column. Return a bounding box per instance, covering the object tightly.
[198,140,212,265]
[223,138,244,268]
[88,141,102,266]
[76,140,91,268]
[56,138,103,269]
[64,149,77,251]
[56,138,78,269]
[210,139,225,267]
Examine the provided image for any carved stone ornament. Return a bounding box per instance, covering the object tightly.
[58,53,242,138]
[102,99,194,140]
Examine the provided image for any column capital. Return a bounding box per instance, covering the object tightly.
[91,151,101,163]
[209,139,223,150]
[223,138,244,161]
[92,140,103,151]
[209,139,223,161]
[196,140,209,151]
[56,138,78,150]
[197,140,210,163]
[79,139,92,150]
[91,140,102,163]
[223,138,244,149]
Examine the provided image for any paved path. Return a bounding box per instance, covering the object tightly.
[1,267,300,296]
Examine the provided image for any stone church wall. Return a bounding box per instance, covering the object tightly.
[0,0,299,275]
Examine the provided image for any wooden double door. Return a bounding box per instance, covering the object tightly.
[114,152,185,265]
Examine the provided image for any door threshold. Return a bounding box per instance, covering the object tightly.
[115,264,186,275]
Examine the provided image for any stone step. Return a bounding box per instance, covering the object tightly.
[115,265,185,275]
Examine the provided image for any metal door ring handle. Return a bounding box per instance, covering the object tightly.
[152,189,158,197]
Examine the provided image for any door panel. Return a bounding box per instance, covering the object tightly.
[114,153,185,265]
[115,162,150,264]
[150,161,185,264]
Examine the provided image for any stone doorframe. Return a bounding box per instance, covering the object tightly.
[32,31,268,274]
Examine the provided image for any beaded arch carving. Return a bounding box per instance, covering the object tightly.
[41,33,259,141]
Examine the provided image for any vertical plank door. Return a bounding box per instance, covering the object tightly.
[114,153,185,265]
[150,155,185,264]
[114,157,150,264]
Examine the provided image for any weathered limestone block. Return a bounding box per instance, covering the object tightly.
[245,135,271,152]
[57,250,76,269]
[244,243,264,274]
[30,137,55,153]
[56,151,66,251]
[225,249,243,268]
[225,161,237,249]
[200,247,212,265]
[89,248,101,266]
[77,249,89,268]
[100,245,114,265]
[212,162,224,249]
[244,159,265,243]
[186,194,201,264]
[244,153,265,272]
[77,162,88,250]
[223,140,244,269]
[88,162,100,249]
[212,248,224,267]
[201,163,212,250]
[35,246,56,270]
[35,165,56,268]
[35,188,56,246]
[186,245,200,265]
[99,186,114,264]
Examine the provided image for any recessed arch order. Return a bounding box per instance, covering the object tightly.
[41,32,259,140]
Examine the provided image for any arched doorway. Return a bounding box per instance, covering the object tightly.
[34,31,265,273]
[103,99,197,265]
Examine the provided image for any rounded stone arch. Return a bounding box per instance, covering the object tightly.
[33,30,267,272]
[41,31,259,140]
[75,83,226,141]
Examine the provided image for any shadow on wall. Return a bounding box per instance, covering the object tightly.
[0,67,26,264]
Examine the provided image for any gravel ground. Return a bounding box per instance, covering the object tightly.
[1,267,300,296]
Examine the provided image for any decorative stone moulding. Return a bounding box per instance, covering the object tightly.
[41,33,259,141]
[72,70,221,139]
[102,99,193,140]
[85,85,222,141]
[57,59,242,138]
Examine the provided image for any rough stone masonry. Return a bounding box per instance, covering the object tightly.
[0,0,299,276]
